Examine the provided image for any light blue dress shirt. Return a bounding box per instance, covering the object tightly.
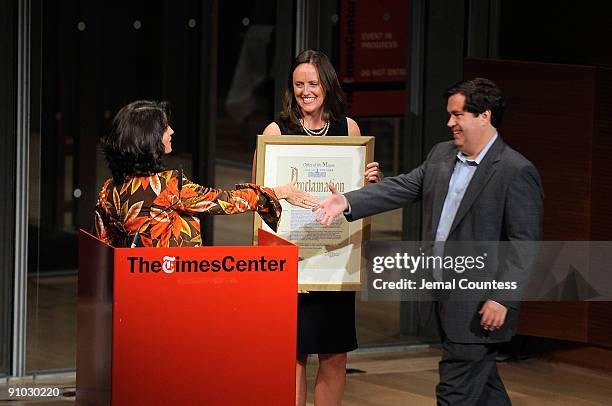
[435,133,498,242]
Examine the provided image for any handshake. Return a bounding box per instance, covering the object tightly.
[277,161,382,225]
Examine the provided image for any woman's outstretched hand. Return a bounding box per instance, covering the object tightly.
[314,183,348,226]
[274,180,319,209]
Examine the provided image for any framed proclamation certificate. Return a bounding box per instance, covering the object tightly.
[254,135,374,291]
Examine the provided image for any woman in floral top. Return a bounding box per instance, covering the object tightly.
[94,100,317,248]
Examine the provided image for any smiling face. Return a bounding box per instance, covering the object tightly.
[446,93,491,158]
[292,63,326,117]
[162,124,174,154]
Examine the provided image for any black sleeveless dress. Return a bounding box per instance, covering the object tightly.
[275,116,358,354]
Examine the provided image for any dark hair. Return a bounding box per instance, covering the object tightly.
[444,77,506,128]
[280,49,346,133]
[101,100,169,184]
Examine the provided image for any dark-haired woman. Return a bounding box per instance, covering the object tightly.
[95,100,317,248]
[261,50,382,406]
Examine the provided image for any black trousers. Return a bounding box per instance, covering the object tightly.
[436,339,512,406]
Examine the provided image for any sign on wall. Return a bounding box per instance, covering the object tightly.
[339,0,408,116]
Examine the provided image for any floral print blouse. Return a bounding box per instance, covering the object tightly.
[94,169,281,247]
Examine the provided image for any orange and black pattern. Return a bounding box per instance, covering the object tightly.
[94,169,281,247]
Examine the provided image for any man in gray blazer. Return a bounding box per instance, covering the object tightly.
[315,77,543,405]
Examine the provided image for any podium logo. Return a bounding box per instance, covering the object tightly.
[127,255,287,274]
[162,256,176,274]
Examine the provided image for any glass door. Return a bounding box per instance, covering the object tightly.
[27,0,212,373]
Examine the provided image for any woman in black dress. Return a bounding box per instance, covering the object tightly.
[261,50,382,406]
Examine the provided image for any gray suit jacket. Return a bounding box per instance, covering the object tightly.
[346,137,543,343]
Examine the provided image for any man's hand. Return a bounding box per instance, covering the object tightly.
[364,162,383,183]
[479,300,508,331]
[314,183,349,226]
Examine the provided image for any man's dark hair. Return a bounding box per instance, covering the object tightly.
[101,100,169,184]
[280,49,346,133]
[444,77,506,128]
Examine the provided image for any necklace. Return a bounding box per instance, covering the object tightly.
[301,119,330,136]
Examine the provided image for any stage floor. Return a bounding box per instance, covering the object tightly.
[3,346,612,405]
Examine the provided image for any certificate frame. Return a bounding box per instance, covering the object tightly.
[254,135,374,291]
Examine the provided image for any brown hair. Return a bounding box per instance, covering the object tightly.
[280,50,346,133]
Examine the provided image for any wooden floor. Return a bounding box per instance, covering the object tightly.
[3,347,612,405]
[340,348,612,405]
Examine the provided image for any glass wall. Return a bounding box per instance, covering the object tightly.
[23,0,434,375]
[213,0,278,246]
[25,0,288,374]
[331,0,438,347]
[27,0,208,372]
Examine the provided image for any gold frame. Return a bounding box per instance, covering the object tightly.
[254,135,374,291]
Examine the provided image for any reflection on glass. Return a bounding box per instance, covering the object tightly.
[214,1,277,246]
[27,2,204,372]
[216,2,276,164]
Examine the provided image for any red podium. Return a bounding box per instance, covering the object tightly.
[77,229,298,405]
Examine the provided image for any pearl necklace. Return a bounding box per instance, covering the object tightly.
[301,119,330,136]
